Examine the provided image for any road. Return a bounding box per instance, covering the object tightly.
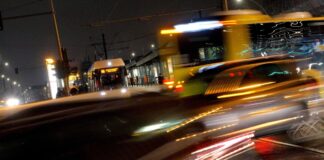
[235,129,324,159]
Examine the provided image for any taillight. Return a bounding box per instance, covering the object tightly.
[174,84,184,92]
[163,80,174,85]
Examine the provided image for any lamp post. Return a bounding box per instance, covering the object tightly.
[49,0,69,93]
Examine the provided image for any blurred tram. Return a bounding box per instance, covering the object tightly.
[88,58,127,91]
[159,10,324,90]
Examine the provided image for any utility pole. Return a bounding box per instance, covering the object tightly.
[102,33,108,59]
[223,0,229,11]
[50,0,63,60]
[50,0,69,93]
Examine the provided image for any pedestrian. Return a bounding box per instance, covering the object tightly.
[135,76,139,86]
[158,74,164,84]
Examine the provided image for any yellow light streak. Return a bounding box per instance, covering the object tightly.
[243,94,269,100]
[218,91,255,99]
[160,29,181,35]
[166,107,223,133]
[176,123,237,142]
[235,82,275,91]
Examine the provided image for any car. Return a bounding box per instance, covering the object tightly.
[0,57,320,160]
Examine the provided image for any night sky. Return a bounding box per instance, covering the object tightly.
[0,0,224,87]
[0,0,316,87]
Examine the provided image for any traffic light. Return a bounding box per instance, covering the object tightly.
[0,11,3,31]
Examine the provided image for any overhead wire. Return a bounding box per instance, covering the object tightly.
[1,0,44,12]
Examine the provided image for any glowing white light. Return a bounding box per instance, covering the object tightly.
[4,62,9,66]
[137,122,170,133]
[13,81,17,85]
[100,91,107,96]
[107,61,112,66]
[46,62,58,99]
[6,98,20,106]
[174,20,223,32]
[1,74,4,78]
[296,67,301,73]
[151,44,155,48]
[309,62,323,70]
[236,0,242,2]
[6,78,10,81]
[131,52,136,57]
[121,88,127,94]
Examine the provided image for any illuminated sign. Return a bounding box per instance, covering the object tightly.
[46,58,58,99]
[101,68,119,74]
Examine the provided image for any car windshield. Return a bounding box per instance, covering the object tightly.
[1,1,324,160]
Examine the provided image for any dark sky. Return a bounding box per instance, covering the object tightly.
[0,0,318,87]
[0,0,223,87]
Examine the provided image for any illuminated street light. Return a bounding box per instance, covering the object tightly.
[13,81,17,85]
[1,74,4,78]
[18,84,21,87]
[46,58,55,64]
[151,44,155,48]
[6,78,10,81]
[4,62,9,67]
[236,0,242,2]
[131,52,136,57]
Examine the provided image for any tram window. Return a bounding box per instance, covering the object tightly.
[198,46,224,61]
[250,21,324,57]
[241,64,291,86]
[178,29,224,64]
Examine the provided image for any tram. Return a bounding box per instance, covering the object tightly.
[88,58,127,91]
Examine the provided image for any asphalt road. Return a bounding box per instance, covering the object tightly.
[234,129,324,159]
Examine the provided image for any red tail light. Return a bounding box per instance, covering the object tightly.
[174,84,184,92]
[163,79,174,85]
[229,73,235,77]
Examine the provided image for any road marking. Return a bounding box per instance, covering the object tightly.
[257,138,324,154]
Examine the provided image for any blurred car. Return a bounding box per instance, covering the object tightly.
[0,57,321,160]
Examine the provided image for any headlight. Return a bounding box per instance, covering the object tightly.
[6,98,20,106]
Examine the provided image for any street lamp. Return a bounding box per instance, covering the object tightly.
[131,52,136,57]
[236,0,242,2]
[46,58,55,64]
[13,81,17,85]
[151,44,155,49]
[4,62,9,67]
[6,78,10,81]
[1,74,4,78]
